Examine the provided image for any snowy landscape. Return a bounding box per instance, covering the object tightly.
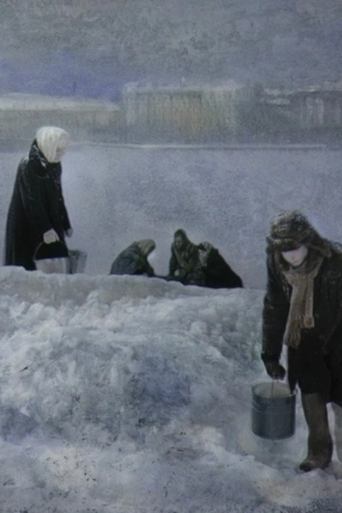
[0,144,342,511]
[0,268,342,513]
[1,1,342,510]
[2,144,342,289]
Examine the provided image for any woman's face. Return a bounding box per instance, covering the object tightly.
[281,244,308,267]
[54,145,67,162]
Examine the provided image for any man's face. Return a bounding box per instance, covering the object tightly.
[281,245,308,267]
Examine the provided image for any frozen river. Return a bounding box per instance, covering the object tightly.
[1,143,341,288]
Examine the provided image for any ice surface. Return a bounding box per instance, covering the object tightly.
[0,267,341,512]
[1,145,342,289]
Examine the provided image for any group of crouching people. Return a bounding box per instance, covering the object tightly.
[109,229,243,289]
[4,126,242,290]
[4,126,342,474]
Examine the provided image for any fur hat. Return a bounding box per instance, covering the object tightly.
[267,210,332,257]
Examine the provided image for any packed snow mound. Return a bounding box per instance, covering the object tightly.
[0,267,341,513]
[0,267,262,444]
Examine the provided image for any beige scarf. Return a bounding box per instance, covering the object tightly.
[279,253,323,348]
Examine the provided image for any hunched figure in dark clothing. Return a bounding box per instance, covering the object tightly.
[197,241,243,289]
[110,239,156,277]
[262,210,342,472]
[4,126,72,270]
[168,229,205,286]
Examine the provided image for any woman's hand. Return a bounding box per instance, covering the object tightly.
[43,229,59,244]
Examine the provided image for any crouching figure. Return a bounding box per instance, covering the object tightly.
[197,241,243,289]
[262,210,342,472]
[110,239,156,277]
[168,229,205,286]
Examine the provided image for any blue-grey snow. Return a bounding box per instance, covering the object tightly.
[0,267,341,512]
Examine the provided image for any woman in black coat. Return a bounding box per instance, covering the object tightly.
[4,126,72,270]
[262,210,342,472]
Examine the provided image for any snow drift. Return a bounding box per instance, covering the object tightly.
[0,267,341,512]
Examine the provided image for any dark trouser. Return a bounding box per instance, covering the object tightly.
[287,334,338,471]
[300,393,332,471]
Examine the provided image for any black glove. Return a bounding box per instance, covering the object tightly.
[264,361,286,380]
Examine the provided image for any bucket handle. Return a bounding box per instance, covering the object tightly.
[33,240,68,261]
[33,241,44,261]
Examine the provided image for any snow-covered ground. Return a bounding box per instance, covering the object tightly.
[1,144,342,288]
[0,267,341,512]
[0,144,342,511]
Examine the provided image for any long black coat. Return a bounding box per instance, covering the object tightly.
[4,141,71,270]
[262,250,342,403]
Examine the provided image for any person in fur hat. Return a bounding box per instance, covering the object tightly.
[4,126,72,270]
[262,209,342,471]
[168,229,205,286]
[110,239,156,276]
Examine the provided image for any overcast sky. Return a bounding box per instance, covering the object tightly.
[1,0,342,99]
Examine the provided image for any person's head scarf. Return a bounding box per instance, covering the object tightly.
[35,126,70,163]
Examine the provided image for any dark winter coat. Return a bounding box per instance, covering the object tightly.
[110,242,155,276]
[199,245,243,289]
[4,141,71,270]
[262,249,342,403]
[169,235,204,286]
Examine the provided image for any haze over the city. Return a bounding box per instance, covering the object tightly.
[1,0,341,99]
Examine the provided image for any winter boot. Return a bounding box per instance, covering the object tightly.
[299,393,333,472]
[332,402,342,462]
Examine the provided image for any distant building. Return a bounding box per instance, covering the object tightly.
[0,94,123,144]
[1,83,342,145]
[264,83,342,142]
[122,83,257,143]
[288,86,342,130]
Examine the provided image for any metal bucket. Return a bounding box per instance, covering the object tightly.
[251,381,296,440]
[34,242,87,275]
[67,249,87,274]
[35,257,69,274]
[34,241,69,274]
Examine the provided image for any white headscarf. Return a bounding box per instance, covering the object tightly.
[35,126,70,163]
